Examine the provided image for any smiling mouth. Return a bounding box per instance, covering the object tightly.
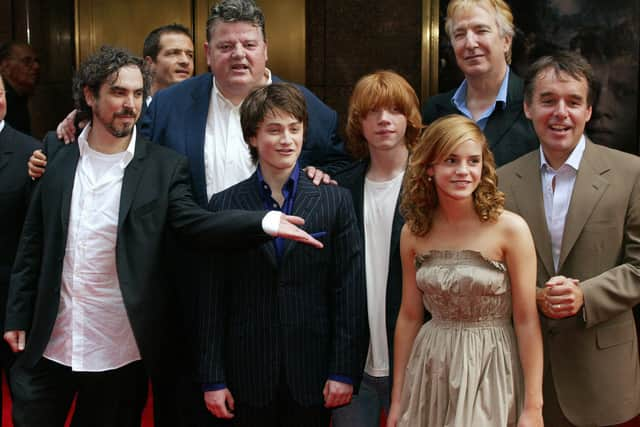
[231,64,249,72]
[549,124,571,132]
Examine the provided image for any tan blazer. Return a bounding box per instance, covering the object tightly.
[498,140,640,426]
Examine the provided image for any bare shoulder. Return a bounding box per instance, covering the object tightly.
[496,210,531,239]
[400,223,417,246]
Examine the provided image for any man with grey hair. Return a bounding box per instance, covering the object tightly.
[422,0,537,166]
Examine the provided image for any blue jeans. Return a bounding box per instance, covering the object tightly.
[331,373,390,427]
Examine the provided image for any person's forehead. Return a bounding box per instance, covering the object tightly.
[452,3,496,28]
[105,65,143,87]
[158,32,194,50]
[263,108,299,122]
[11,44,36,58]
[211,21,263,41]
[535,69,587,91]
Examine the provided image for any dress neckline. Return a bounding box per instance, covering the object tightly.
[415,249,506,271]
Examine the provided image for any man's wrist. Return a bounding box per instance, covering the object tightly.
[261,211,282,236]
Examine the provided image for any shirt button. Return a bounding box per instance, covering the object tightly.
[272,203,278,208]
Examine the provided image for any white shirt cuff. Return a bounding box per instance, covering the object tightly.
[262,211,282,236]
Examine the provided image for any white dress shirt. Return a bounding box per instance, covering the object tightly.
[43,125,141,372]
[203,71,273,200]
[363,172,404,377]
[540,136,586,272]
[0,120,5,133]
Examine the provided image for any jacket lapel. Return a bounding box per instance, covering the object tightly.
[281,172,320,261]
[185,74,213,207]
[237,173,279,268]
[484,73,525,149]
[59,144,81,240]
[510,154,555,278]
[118,137,148,229]
[557,141,609,271]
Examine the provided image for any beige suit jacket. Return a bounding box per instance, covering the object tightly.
[498,140,640,426]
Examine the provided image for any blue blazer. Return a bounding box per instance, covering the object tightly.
[140,73,351,207]
[198,169,368,407]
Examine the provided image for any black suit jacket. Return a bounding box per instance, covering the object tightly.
[422,71,538,166]
[198,170,368,407]
[5,132,270,377]
[0,124,41,332]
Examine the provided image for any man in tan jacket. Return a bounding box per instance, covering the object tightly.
[498,51,640,426]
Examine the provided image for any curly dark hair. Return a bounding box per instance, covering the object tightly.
[73,46,150,123]
[206,0,265,42]
[400,115,504,236]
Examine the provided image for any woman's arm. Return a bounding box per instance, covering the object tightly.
[503,212,544,426]
[387,225,426,427]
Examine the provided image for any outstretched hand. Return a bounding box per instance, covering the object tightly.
[277,215,323,248]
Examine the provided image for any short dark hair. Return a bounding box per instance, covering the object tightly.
[142,24,192,61]
[240,83,307,164]
[73,46,150,122]
[524,50,596,106]
[206,0,266,42]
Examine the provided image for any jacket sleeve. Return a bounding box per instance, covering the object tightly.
[582,169,640,326]
[5,180,44,332]
[166,156,270,249]
[328,189,368,385]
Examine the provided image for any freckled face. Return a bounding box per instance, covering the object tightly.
[361,106,408,153]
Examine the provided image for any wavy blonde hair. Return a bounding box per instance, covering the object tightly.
[400,115,504,236]
[346,70,423,159]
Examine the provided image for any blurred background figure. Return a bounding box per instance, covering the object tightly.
[0,42,40,135]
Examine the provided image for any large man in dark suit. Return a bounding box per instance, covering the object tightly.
[0,73,41,422]
[139,2,351,423]
[498,52,640,426]
[3,47,320,427]
[422,0,537,166]
[198,83,367,427]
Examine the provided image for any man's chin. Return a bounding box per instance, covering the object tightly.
[108,125,135,138]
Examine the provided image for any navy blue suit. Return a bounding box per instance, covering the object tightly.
[198,169,367,424]
[140,73,350,208]
[139,73,351,425]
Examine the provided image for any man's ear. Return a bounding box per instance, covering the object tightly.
[83,86,95,108]
[204,42,211,68]
[523,101,532,120]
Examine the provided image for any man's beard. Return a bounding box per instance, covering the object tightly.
[105,107,137,138]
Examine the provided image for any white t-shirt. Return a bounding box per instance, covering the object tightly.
[363,171,404,377]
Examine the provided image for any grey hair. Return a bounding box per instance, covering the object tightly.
[206,0,266,42]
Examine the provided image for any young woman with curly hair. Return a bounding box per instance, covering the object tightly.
[387,114,543,427]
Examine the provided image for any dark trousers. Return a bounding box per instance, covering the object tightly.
[10,357,148,427]
[216,380,330,427]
